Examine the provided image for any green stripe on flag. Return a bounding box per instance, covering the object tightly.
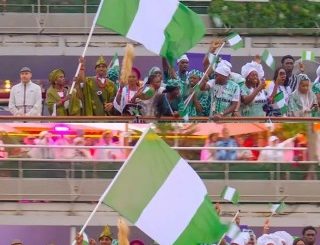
[262,49,275,70]
[227,33,243,50]
[96,0,140,36]
[173,195,228,245]
[271,202,286,214]
[301,50,315,61]
[103,130,180,223]
[220,186,240,204]
[274,91,287,114]
[160,3,206,64]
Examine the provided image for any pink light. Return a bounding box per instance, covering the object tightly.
[54,126,69,132]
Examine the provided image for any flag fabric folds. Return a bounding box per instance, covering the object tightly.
[220,186,240,204]
[102,128,228,245]
[301,50,316,61]
[262,49,276,71]
[271,202,286,214]
[273,91,288,114]
[96,0,206,64]
[227,33,244,50]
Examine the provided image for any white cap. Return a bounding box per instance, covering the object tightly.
[269,135,279,142]
[177,54,189,63]
[272,231,294,245]
[215,61,231,77]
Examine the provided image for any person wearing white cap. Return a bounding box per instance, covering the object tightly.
[257,234,282,245]
[201,60,240,118]
[240,60,268,116]
[272,231,294,245]
[11,239,23,245]
[9,67,42,116]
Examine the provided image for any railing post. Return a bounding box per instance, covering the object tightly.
[276,163,281,180]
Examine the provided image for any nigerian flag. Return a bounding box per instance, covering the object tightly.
[220,186,240,204]
[142,86,155,97]
[273,91,288,114]
[262,49,275,70]
[82,232,89,245]
[271,202,286,214]
[102,128,228,245]
[301,51,315,61]
[227,33,243,50]
[96,0,205,64]
[111,53,120,70]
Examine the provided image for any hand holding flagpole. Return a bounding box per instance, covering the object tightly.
[69,0,105,95]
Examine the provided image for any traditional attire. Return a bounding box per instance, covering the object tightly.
[45,69,81,116]
[155,79,183,117]
[139,86,165,116]
[240,62,267,116]
[288,74,318,117]
[266,81,291,116]
[185,69,211,116]
[9,81,42,116]
[82,56,117,116]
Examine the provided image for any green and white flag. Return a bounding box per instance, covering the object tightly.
[273,91,288,114]
[271,202,286,214]
[226,33,244,50]
[301,50,315,61]
[97,0,205,64]
[262,49,275,70]
[111,53,120,70]
[103,128,228,245]
[142,86,155,97]
[220,186,240,204]
[82,232,89,245]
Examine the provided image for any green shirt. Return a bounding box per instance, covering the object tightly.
[82,77,117,116]
[208,79,240,115]
[240,84,267,116]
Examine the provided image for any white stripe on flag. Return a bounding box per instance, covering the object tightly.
[265,54,273,67]
[135,158,207,245]
[127,0,179,54]
[276,99,285,108]
[228,35,242,46]
[224,187,236,201]
[305,51,311,60]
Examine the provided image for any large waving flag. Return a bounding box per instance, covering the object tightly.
[97,0,206,64]
[102,128,228,245]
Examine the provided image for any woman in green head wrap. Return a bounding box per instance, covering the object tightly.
[45,69,81,116]
[185,69,210,116]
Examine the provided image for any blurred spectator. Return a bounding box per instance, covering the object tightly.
[73,137,91,159]
[94,131,116,160]
[216,128,238,160]
[28,131,54,159]
[258,136,283,162]
[200,133,219,161]
[0,134,8,158]
[302,226,317,245]
[236,136,253,160]
[54,135,73,159]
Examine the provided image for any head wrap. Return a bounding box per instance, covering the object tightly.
[293,74,315,109]
[231,232,250,245]
[99,225,113,240]
[215,60,231,77]
[257,234,282,245]
[177,54,189,63]
[95,55,107,68]
[107,67,119,82]
[164,79,180,93]
[220,59,232,69]
[315,65,320,84]
[272,231,294,245]
[130,240,145,245]
[48,69,65,84]
[241,61,265,79]
[148,66,162,76]
[188,69,203,80]
[131,67,141,80]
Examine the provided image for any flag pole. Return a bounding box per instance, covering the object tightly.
[71,124,153,245]
[217,210,240,245]
[69,0,105,95]
[183,41,226,110]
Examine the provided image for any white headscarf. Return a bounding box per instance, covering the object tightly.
[241,61,265,80]
[231,232,250,245]
[215,60,232,77]
[315,65,320,84]
[177,54,189,63]
[272,231,294,245]
[293,74,317,111]
[257,234,282,245]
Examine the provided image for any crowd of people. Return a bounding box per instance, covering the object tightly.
[7,40,320,119]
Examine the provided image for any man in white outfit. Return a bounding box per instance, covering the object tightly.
[9,67,42,116]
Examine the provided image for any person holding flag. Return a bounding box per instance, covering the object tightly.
[200,60,240,119]
[75,226,113,245]
[240,60,267,117]
[78,56,117,116]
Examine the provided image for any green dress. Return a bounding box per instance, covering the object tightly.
[240,84,267,116]
[46,86,81,116]
[82,77,117,116]
[184,86,211,117]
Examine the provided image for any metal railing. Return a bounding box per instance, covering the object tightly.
[0,115,319,122]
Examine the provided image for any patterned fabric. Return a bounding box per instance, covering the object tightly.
[107,67,119,83]
[312,82,320,94]
[207,79,240,115]
[186,91,211,116]
[188,69,203,79]
[287,73,302,92]
[240,84,267,116]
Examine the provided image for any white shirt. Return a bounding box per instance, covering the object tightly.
[9,81,42,116]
